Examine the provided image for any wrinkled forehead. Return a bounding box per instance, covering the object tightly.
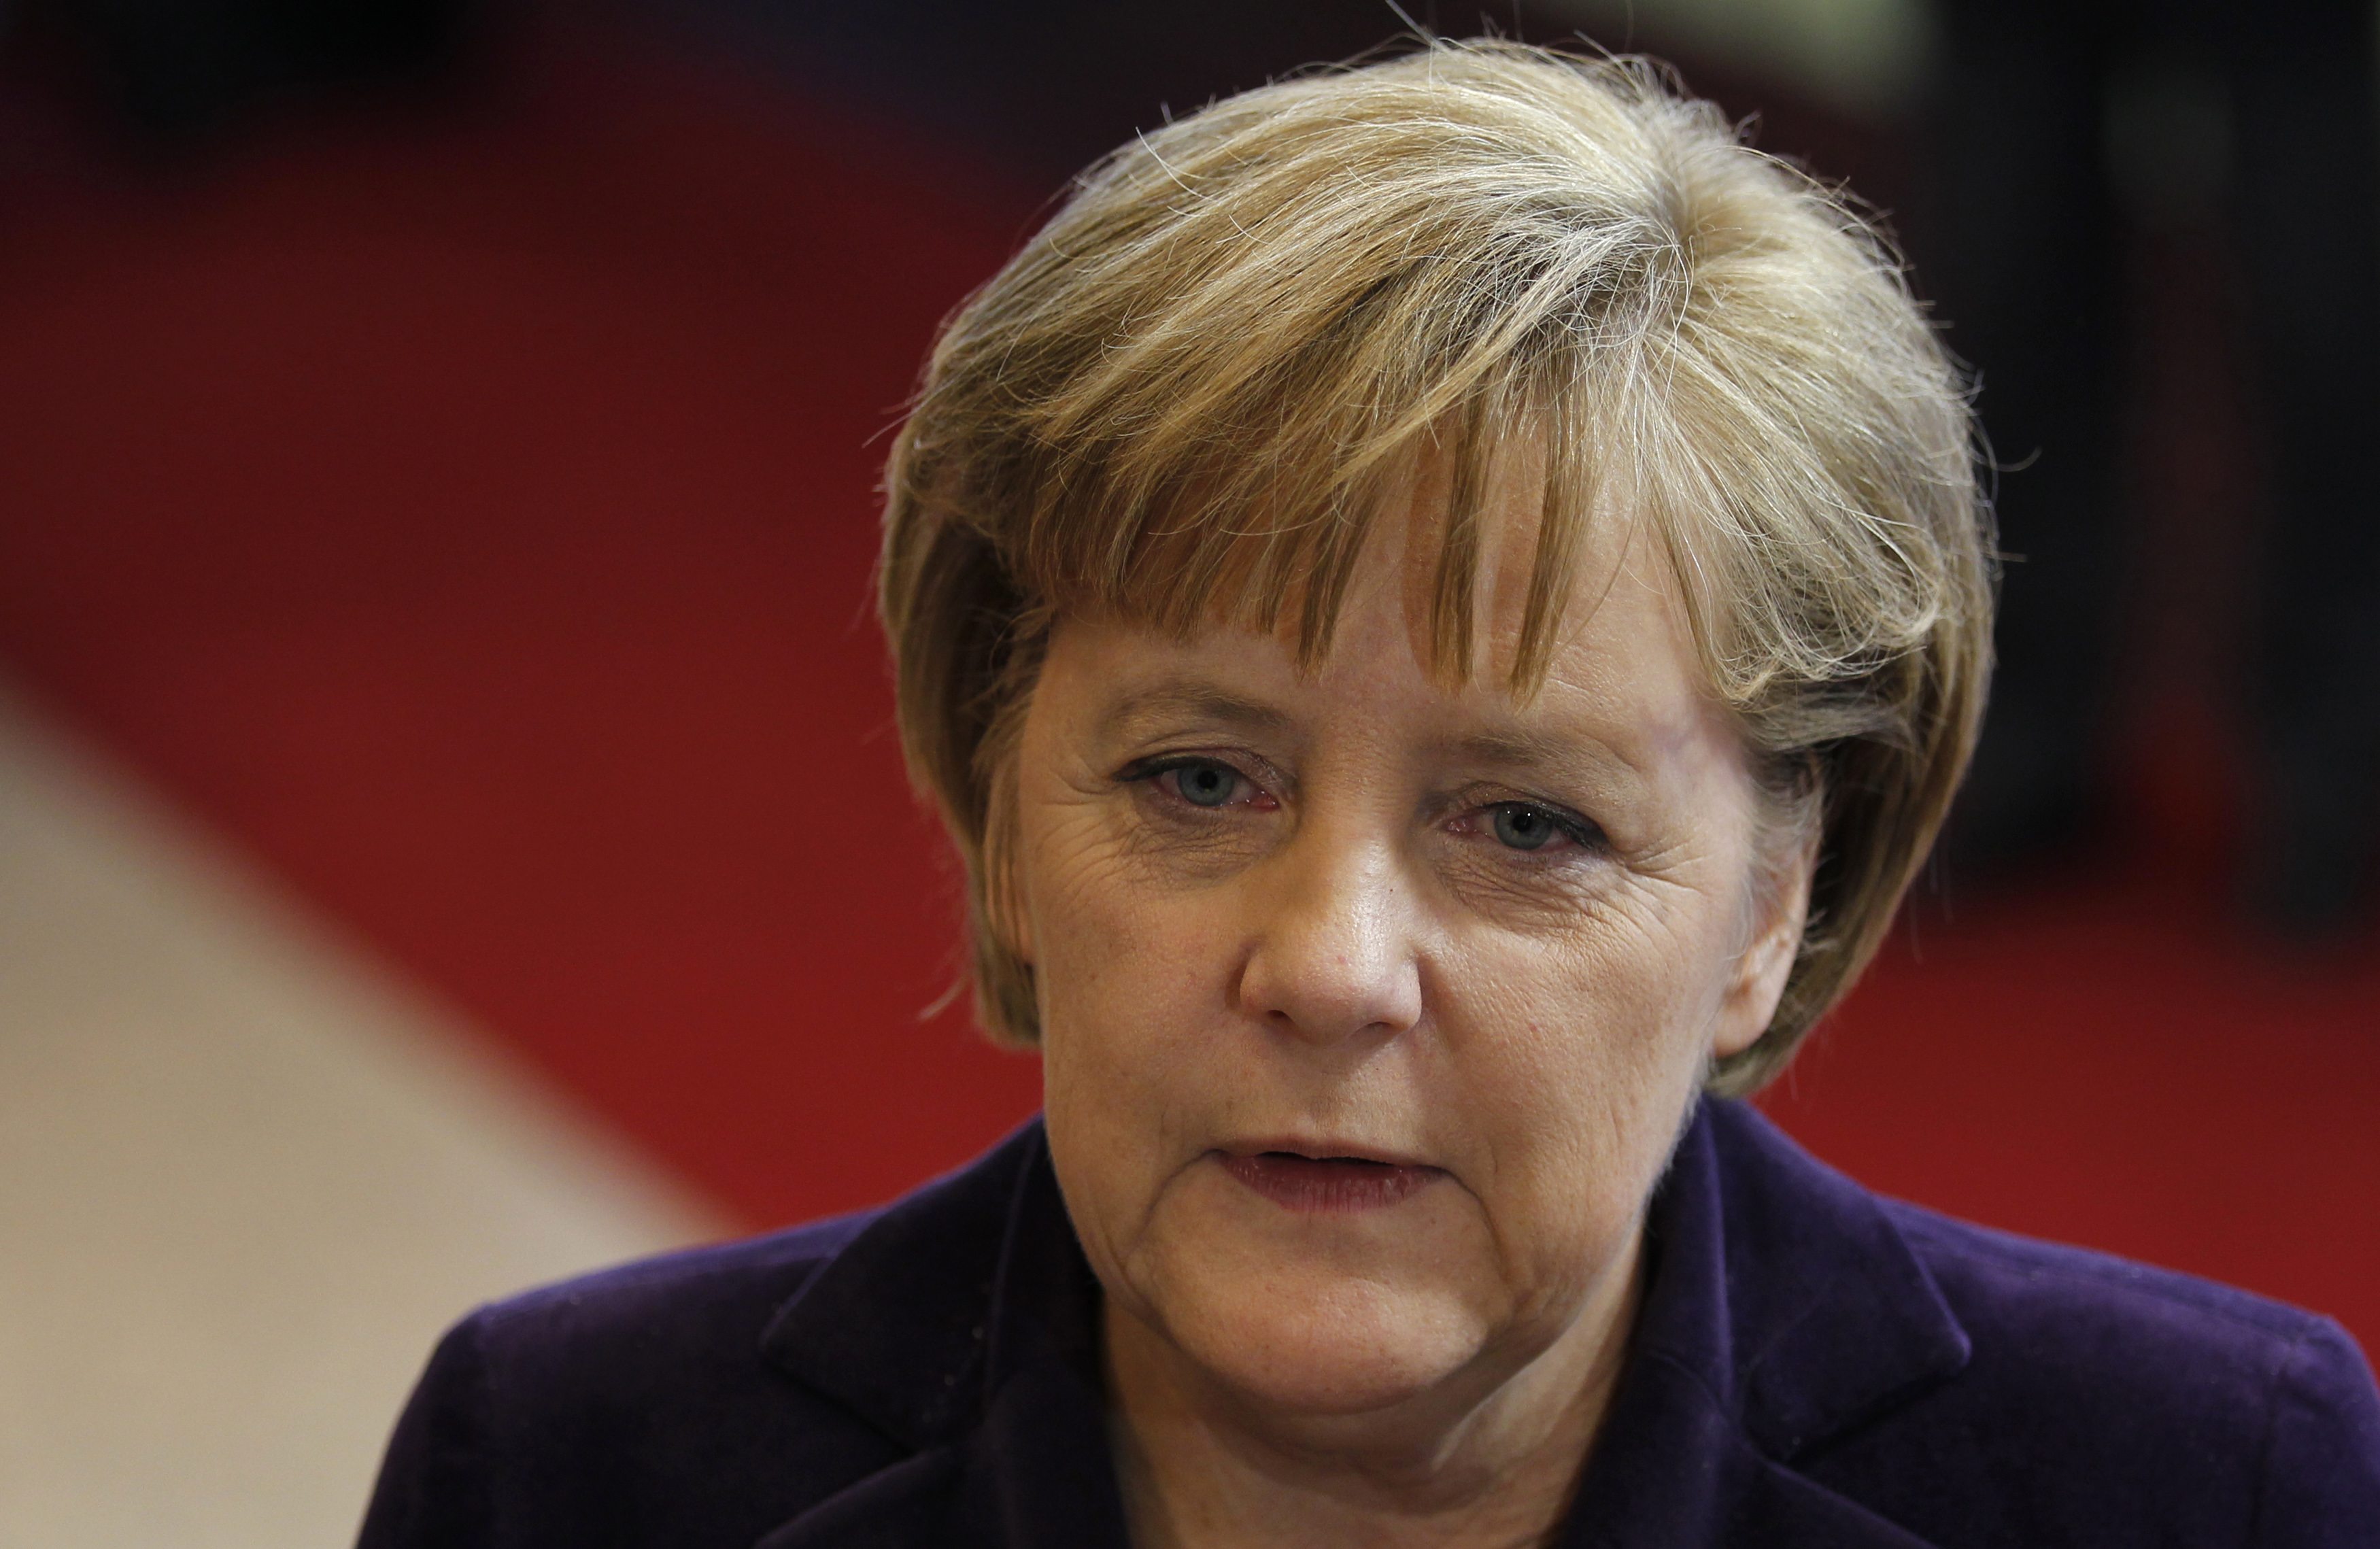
[1039,421,1680,704]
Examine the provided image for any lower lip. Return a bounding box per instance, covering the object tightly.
[1217,1152,1443,1213]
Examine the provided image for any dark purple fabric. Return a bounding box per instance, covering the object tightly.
[356,1101,2380,1546]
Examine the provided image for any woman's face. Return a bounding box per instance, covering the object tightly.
[1008,485,1809,1427]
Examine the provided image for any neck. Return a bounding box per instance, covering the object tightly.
[1102,1230,1644,1549]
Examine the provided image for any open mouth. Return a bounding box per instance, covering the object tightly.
[1217,1149,1442,1213]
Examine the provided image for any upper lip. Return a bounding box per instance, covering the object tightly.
[1217,1137,1435,1169]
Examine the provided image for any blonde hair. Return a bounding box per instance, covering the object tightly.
[879,40,1992,1096]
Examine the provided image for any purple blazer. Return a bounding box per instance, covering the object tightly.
[357,1101,2380,1546]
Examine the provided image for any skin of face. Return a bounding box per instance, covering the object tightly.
[999,473,1814,1538]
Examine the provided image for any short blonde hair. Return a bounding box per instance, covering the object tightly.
[879,40,1992,1096]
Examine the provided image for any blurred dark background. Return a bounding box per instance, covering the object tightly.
[0,2,2373,1531]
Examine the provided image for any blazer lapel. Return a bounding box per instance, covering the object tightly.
[752,1121,1129,1549]
[1559,1100,1972,1548]
[949,1164,1133,1548]
[751,1449,964,1549]
[755,1125,1037,1457]
[1561,1348,1939,1548]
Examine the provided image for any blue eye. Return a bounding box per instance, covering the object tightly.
[1170,761,1241,808]
[1489,803,1565,851]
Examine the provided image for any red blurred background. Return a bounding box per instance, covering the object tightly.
[1,0,2372,1359]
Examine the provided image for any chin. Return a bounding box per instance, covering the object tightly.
[1157,1266,1485,1418]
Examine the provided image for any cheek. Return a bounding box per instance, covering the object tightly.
[1026,815,1243,1266]
[1431,893,1737,1288]
[1030,816,1229,1069]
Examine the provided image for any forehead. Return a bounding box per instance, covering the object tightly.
[1066,470,1729,779]
[1029,394,1661,702]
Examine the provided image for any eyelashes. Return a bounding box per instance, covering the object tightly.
[1471,801,1607,855]
[1117,754,1278,813]
[1115,753,1608,859]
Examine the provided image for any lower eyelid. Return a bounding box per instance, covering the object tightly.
[1453,806,1603,854]
[1142,762,1275,812]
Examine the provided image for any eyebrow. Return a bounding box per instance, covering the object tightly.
[1454,725,1567,766]
[1097,681,1649,772]
[1441,722,1648,786]
[1095,681,1297,743]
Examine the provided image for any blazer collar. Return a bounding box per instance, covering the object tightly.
[753,1102,1971,1548]
[1649,1100,1973,1462]
[1557,1100,1970,1546]
[756,1121,1129,1548]
[756,1122,1038,1453]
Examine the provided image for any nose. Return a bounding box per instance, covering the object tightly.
[1234,825,1425,1046]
